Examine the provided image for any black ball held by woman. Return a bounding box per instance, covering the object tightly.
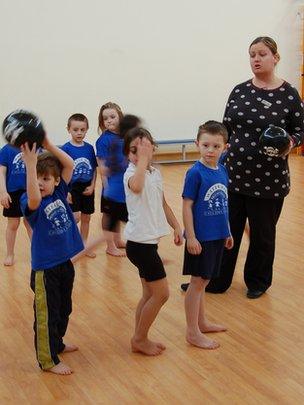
[259,124,291,157]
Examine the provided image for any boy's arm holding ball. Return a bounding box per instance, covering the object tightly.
[43,136,74,184]
[21,143,41,211]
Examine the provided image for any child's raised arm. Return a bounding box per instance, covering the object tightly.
[128,138,152,194]
[21,143,41,211]
[43,136,74,184]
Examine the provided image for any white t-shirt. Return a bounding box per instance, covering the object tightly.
[123,163,169,243]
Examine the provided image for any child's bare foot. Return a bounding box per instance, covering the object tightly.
[114,240,126,249]
[45,362,73,375]
[4,255,14,266]
[62,343,78,353]
[199,320,227,333]
[85,251,96,258]
[131,337,163,356]
[186,331,220,349]
[156,342,166,351]
[106,247,126,257]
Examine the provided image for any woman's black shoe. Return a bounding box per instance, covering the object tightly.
[246,289,265,299]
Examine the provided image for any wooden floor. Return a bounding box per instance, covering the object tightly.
[1,156,304,404]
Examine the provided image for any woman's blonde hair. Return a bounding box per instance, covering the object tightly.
[249,36,280,61]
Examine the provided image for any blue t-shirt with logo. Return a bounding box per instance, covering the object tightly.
[61,141,97,184]
[182,161,230,241]
[0,144,26,192]
[20,180,84,270]
[95,130,128,203]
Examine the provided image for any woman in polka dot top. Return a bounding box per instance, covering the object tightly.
[206,36,304,299]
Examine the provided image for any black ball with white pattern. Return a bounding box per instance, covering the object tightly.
[259,125,291,158]
[2,109,45,149]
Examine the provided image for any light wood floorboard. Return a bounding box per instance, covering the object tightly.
[0,156,304,404]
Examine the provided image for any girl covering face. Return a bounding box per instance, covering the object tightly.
[123,127,183,356]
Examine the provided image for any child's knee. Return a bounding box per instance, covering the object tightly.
[163,290,170,303]
[74,212,81,223]
[190,276,205,291]
[7,218,20,231]
[156,285,170,304]
[81,213,91,224]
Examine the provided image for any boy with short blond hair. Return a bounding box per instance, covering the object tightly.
[21,137,84,375]
[61,114,97,251]
[182,120,233,350]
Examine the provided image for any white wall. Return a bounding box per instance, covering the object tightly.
[0,0,302,145]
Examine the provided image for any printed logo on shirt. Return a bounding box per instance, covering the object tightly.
[12,153,26,174]
[44,199,72,235]
[203,183,228,216]
[74,158,92,176]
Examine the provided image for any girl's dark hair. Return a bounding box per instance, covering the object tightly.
[120,114,142,139]
[98,102,123,133]
[123,127,156,156]
[37,152,62,179]
[249,36,278,56]
[197,120,228,143]
[67,113,89,129]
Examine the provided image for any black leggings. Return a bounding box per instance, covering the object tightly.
[206,192,284,292]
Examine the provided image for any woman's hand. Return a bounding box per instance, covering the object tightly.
[281,137,294,157]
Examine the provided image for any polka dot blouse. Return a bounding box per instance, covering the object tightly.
[223,79,304,199]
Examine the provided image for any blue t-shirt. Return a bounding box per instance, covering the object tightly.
[182,161,230,241]
[0,144,26,192]
[95,130,128,203]
[20,180,84,270]
[61,141,97,184]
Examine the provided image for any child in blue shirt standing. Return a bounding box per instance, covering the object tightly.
[182,121,233,350]
[96,102,128,257]
[0,144,32,265]
[21,136,84,375]
[61,114,97,254]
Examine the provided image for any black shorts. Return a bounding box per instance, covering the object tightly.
[126,240,166,282]
[100,196,128,231]
[3,189,26,218]
[70,181,95,214]
[183,239,225,280]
